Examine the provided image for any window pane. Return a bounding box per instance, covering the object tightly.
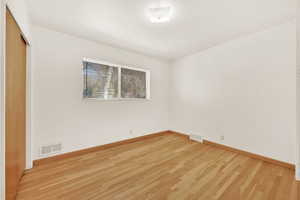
[83,62,118,99]
[121,68,146,99]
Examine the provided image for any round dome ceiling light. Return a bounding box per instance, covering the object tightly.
[148,5,173,23]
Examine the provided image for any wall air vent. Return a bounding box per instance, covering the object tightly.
[39,143,62,157]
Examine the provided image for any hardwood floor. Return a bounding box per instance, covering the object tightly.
[17,133,299,200]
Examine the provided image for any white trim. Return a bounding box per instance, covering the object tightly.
[83,57,124,69]
[146,70,151,99]
[117,66,121,99]
[84,98,151,102]
[26,44,32,169]
[122,65,149,73]
[82,57,151,101]
[83,57,150,72]
[296,0,300,181]
[189,134,203,143]
[0,1,5,199]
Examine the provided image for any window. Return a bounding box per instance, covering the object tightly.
[121,68,147,99]
[83,62,119,99]
[83,58,150,100]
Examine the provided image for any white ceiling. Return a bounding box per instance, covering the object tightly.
[27,0,296,61]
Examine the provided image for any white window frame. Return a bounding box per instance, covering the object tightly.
[83,58,151,101]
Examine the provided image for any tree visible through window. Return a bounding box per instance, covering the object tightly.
[121,68,146,99]
[83,59,150,100]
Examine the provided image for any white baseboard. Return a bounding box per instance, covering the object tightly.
[189,134,203,143]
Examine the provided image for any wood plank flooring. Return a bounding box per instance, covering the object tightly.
[17,133,299,200]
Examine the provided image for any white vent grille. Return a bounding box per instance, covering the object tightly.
[40,143,62,156]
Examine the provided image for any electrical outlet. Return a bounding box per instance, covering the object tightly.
[220,135,225,141]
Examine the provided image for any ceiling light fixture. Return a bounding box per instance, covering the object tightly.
[148,5,173,23]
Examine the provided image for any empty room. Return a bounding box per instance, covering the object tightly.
[0,0,300,199]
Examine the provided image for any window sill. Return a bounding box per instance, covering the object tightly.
[83,98,151,102]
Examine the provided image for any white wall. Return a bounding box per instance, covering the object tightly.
[170,21,296,164]
[32,26,170,160]
[0,0,32,199]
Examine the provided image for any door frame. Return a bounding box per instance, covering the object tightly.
[0,1,32,199]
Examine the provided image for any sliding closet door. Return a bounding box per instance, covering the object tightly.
[5,8,27,200]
